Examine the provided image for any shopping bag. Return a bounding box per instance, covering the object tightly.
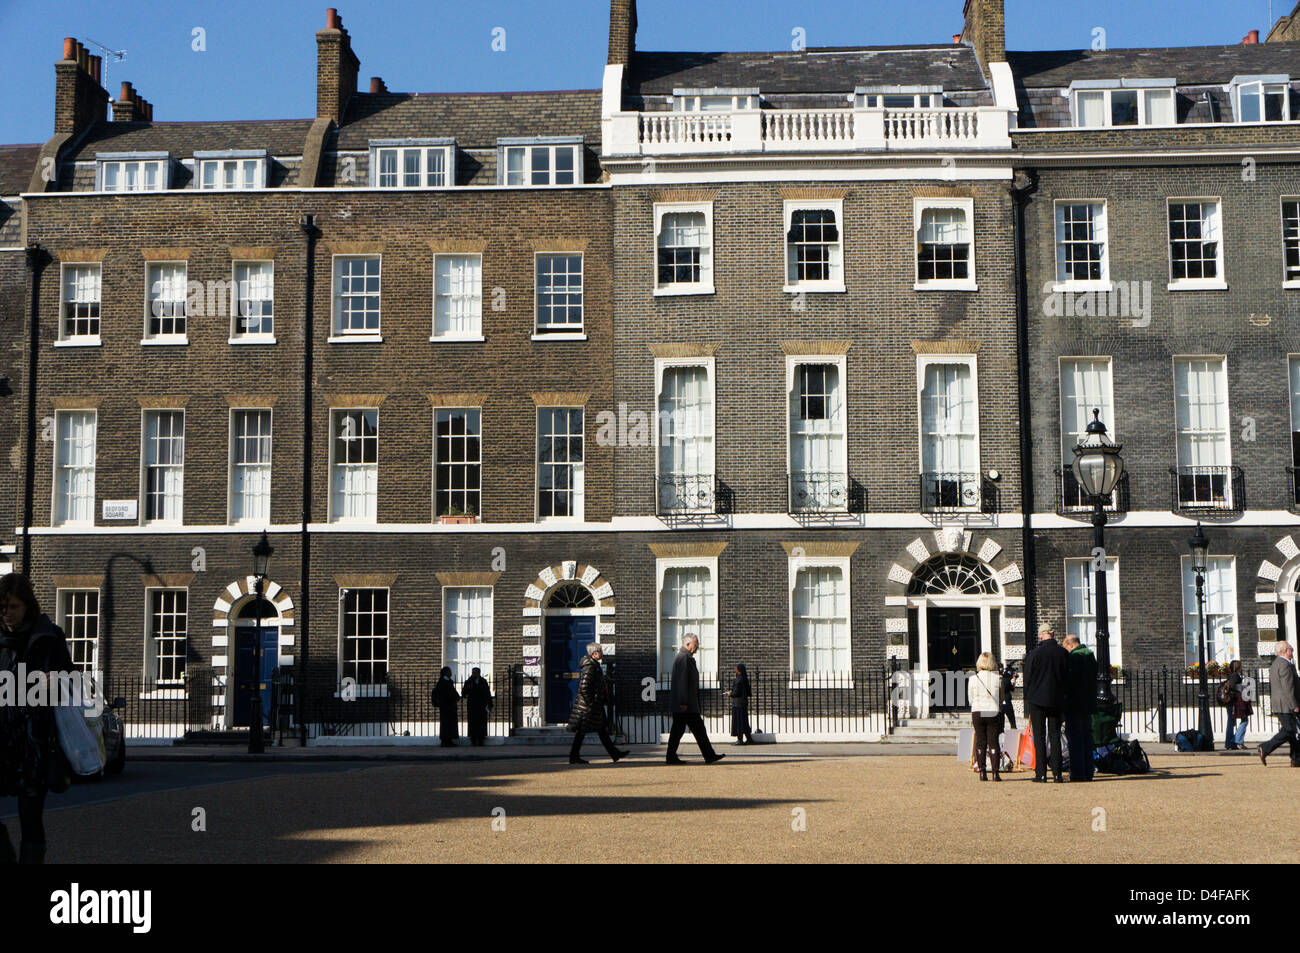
[55,705,106,776]
[1017,724,1036,769]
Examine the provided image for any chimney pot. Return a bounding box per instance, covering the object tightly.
[63,37,76,60]
[369,76,385,93]
[953,33,962,44]
[1245,29,1260,43]
[120,81,132,101]
[327,7,339,27]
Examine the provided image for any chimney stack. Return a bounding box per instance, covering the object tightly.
[369,76,387,94]
[608,0,638,66]
[54,37,110,135]
[1242,29,1260,44]
[111,81,154,122]
[960,0,1006,70]
[317,7,360,122]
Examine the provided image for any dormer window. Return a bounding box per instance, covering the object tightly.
[195,150,267,189]
[369,139,455,188]
[498,138,583,187]
[854,88,943,109]
[97,153,169,192]
[1229,76,1291,123]
[672,88,759,112]
[1069,80,1176,127]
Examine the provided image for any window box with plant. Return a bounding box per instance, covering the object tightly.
[439,503,478,524]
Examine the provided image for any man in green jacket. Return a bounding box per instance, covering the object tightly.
[1063,635,1099,782]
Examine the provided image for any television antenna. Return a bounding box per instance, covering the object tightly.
[84,38,127,96]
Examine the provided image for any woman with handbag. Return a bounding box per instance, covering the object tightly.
[1223,659,1252,750]
[725,663,754,745]
[0,572,74,864]
[968,653,1005,782]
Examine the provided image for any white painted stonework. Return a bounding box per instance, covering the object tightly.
[906,539,930,564]
[977,538,1002,564]
[539,567,558,588]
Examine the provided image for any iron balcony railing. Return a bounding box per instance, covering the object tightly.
[1169,465,1244,514]
[920,471,998,514]
[656,473,731,516]
[1056,466,1131,517]
[787,471,853,514]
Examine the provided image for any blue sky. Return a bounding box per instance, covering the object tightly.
[0,0,1284,144]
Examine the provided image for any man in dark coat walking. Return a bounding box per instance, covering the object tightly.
[1022,623,1069,782]
[431,667,459,746]
[462,667,493,746]
[1062,635,1099,782]
[567,643,628,764]
[1259,640,1300,767]
[666,634,724,765]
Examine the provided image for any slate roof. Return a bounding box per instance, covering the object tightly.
[62,119,315,161]
[335,90,603,151]
[1008,44,1300,88]
[627,46,989,96]
[0,144,40,196]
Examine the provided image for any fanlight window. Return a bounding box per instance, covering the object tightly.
[548,583,595,608]
[907,554,999,596]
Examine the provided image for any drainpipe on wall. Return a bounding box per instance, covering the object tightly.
[1010,170,1039,652]
[21,244,48,575]
[298,214,319,744]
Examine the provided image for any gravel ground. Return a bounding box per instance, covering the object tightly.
[35,749,1295,864]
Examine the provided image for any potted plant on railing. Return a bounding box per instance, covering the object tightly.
[439,503,478,525]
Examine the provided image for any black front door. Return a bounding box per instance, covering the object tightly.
[927,607,980,712]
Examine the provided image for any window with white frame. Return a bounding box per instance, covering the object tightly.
[1071,84,1176,127]
[655,203,713,293]
[60,264,101,341]
[197,153,266,190]
[145,262,187,339]
[1283,200,1299,286]
[657,362,715,513]
[500,140,582,186]
[433,254,482,339]
[537,407,583,520]
[333,256,381,337]
[1182,557,1238,667]
[1064,558,1122,667]
[98,155,168,192]
[1168,200,1223,286]
[785,201,843,290]
[1230,76,1291,123]
[1174,357,1232,508]
[142,410,184,523]
[789,359,847,512]
[370,141,454,188]
[435,408,481,519]
[59,590,99,673]
[855,90,943,108]
[673,89,759,111]
[657,563,717,685]
[915,200,973,287]
[331,409,378,522]
[443,587,493,682]
[1055,202,1109,285]
[918,357,979,510]
[535,254,583,334]
[54,410,96,527]
[1059,357,1115,507]
[791,562,850,677]
[233,261,274,338]
[341,588,388,685]
[148,589,187,685]
[230,409,271,524]
[1289,357,1300,502]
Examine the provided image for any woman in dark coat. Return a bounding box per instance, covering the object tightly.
[567,643,628,764]
[725,663,754,745]
[461,667,493,746]
[999,661,1017,730]
[1223,659,1252,750]
[430,667,460,746]
[0,572,74,864]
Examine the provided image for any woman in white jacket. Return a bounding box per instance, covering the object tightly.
[968,652,1004,781]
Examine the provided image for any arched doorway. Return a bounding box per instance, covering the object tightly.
[230,597,280,729]
[542,582,599,724]
[907,553,1003,712]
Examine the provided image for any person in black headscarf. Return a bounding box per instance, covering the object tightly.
[0,572,74,864]
[430,667,460,746]
[725,663,754,745]
[462,667,493,746]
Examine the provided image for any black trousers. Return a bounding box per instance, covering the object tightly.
[1261,711,1300,765]
[570,726,620,760]
[667,712,717,760]
[1028,704,1064,779]
[971,713,1004,770]
[0,792,47,861]
[1065,712,1094,781]
[1001,702,1017,730]
[439,706,458,743]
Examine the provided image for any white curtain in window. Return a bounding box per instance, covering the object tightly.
[790,364,845,487]
[55,412,95,525]
[920,363,977,475]
[1174,358,1229,468]
[1076,91,1106,126]
[918,207,969,245]
[1290,357,1300,432]
[659,366,714,488]
[1144,90,1175,125]
[792,567,849,675]
[1059,358,1114,464]
[1064,558,1121,664]
[435,255,482,336]
[444,587,493,682]
[1182,557,1238,666]
[659,567,716,681]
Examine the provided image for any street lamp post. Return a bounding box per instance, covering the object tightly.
[1071,409,1125,707]
[1188,522,1215,751]
[249,530,274,754]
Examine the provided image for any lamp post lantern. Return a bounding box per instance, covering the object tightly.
[248,530,274,754]
[1188,522,1215,750]
[1071,409,1124,707]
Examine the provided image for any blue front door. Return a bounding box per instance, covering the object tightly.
[545,616,595,724]
[232,626,278,727]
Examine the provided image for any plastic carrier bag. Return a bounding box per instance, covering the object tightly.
[55,705,106,776]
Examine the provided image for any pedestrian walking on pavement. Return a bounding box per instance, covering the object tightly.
[1222,659,1251,750]
[462,667,493,746]
[0,572,75,864]
[1062,635,1098,782]
[1259,641,1300,767]
[567,643,628,764]
[968,652,1004,781]
[725,663,754,745]
[1022,622,1069,782]
[666,634,724,765]
[431,667,460,746]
